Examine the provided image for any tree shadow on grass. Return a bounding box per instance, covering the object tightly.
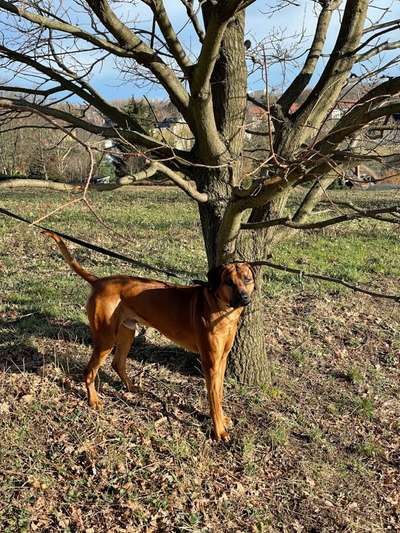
[0,311,89,373]
[0,341,44,373]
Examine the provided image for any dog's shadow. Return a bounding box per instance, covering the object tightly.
[132,331,202,377]
[1,311,207,425]
[0,311,201,375]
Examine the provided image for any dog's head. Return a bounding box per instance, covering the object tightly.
[207,262,256,308]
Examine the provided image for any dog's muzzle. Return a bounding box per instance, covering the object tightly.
[231,292,251,308]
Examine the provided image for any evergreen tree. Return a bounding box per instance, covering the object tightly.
[124,98,154,134]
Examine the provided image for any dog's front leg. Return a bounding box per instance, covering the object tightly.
[218,351,233,431]
[200,350,229,442]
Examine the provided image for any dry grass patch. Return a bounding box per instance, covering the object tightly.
[0,188,399,532]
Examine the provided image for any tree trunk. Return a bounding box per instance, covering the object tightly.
[198,181,272,385]
[194,10,273,386]
[229,230,270,385]
[229,274,268,385]
[227,193,292,384]
[199,211,271,387]
[197,171,232,265]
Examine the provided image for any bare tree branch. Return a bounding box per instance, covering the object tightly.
[0,179,79,191]
[277,0,341,114]
[180,0,205,42]
[315,76,400,154]
[0,84,63,97]
[188,6,246,162]
[117,165,159,184]
[292,174,337,223]
[144,0,193,72]
[253,260,400,302]
[246,93,269,112]
[0,43,134,129]
[280,0,370,151]
[85,0,191,119]
[363,18,400,35]
[242,204,400,230]
[0,0,192,122]
[355,40,400,63]
[0,98,171,154]
[191,9,231,99]
[118,161,208,202]
[0,0,135,57]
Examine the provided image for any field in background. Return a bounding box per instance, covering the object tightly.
[0,188,399,532]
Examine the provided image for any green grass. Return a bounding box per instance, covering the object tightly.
[266,189,400,296]
[1,186,399,532]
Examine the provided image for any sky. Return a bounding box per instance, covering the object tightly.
[87,0,400,101]
[1,0,400,103]
[89,0,331,100]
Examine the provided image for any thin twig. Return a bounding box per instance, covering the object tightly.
[82,198,137,246]
[30,198,82,226]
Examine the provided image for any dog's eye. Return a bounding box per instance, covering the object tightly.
[244,277,253,284]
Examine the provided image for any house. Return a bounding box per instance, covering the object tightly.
[330,100,357,119]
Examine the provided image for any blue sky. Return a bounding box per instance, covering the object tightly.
[87,0,400,101]
[1,0,399,102]
[89,0,329,100]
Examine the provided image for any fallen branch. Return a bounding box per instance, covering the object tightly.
[253,260,400,302]
[0,178,127,192]
[0,179,79,191]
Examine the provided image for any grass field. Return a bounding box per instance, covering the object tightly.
[1,188,399,532]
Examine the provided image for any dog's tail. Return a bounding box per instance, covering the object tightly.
[43,230,98,285]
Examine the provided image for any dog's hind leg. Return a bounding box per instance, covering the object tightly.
[85,294,117,409]
[85,340,114,409]
[112,323,136,392]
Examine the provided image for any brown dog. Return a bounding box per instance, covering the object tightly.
[43,231,255,441]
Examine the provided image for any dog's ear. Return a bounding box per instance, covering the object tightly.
[207,265,224,291]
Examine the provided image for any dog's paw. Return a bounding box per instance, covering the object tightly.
[212,429,230,443]
[220,431,230,442]
[88,397,104,410]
